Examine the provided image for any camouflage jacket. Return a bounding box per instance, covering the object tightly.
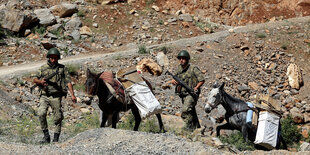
[33,61,71,96]
[175,64,204,96]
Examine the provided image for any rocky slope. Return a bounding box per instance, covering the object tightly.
[1,0,310,154]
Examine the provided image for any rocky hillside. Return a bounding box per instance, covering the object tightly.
[1,0,310,154]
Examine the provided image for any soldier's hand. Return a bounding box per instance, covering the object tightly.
[171,79,178,85]
[41,79,48,86]
[71,95,77,103]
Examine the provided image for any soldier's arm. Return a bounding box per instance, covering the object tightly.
[67,82,77,103]
[33,67,47,86]
[63,66,76,103]
[193,67,205,91]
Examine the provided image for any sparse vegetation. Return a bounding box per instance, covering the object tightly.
[138,45,149,54]
[32,25,47,35]
[117,113,161,133]
[281,43,288,50]
[64,112,100,135]
[194,21,215,33]
[256,32,266,38]
[281,116,302,147]
[73,83,85,91]
[67,64,80,76]
[219,131,255,151]
[156,46,170,54]
[146,0,156,6]
[77,10,85,17]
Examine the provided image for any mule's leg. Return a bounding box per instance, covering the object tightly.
[242,125,249,142]
[131,106,141,131]
[111,112,119,129]
[216,123,233,137]
[155,114,165,133]
[100,112,108,128]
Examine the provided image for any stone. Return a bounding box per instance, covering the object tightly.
[50,3,78,18]
[41,40,55,50]
[304,113,310,123]
[168,18,177,23]
[299,142,310,151]
[178,14,193,22]
[286,63,303,90]
[71,29,80,41]
[290,107,304,124]
[156,52,169,67]
[34,9,56,26]
[93,23,98,28]
[248,82,259,90]
[152,5,160,12]
[0,9,38,32]
[65,17,82,30]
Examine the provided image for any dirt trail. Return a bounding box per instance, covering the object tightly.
[0,16,310,79]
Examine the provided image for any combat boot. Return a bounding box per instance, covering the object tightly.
[40,129,50,144]
[53,132,60,142]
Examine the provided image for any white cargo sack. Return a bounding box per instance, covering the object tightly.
[126,81,162,118]
[254,111,280,149]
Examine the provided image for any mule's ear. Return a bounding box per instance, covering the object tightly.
[219,82,225,90]
[87,68,91,77]
[213,81,219,88]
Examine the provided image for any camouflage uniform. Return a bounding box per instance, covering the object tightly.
[175,64,204,130]
[34,61,71,133]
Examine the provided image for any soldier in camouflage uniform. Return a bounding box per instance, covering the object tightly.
[33,48,76,143]
[170,50,205,131]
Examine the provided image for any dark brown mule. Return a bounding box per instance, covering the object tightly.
[85,69,165,132]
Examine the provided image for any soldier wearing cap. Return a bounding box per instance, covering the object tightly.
[170,50,205,131]
[33,48,76,143]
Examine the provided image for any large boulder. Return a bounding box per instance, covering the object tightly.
[290,107,304,124]
[65,17,82,31]
[286,63,303,90]
[0,9,38,32]
[50,3,78,18]
[34,9,56,26]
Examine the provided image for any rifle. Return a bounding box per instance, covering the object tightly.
[30,66,59,93]
[165,70,198,100]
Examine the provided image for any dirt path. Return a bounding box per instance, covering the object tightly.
[0,16,309,79]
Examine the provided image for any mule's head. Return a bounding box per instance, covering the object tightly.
[84,69,100,104]
[205,82,225,113]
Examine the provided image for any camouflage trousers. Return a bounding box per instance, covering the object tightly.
[181,95,201,131]
[38,95,63,133]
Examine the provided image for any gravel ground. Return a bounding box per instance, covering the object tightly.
[0,128,225,155]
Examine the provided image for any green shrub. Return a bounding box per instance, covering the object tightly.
[73,83,85,91]
[67,64,80,76]
[158,20,164,25]
[219,131,255,151]
[138,45,149,54]
[77,10,85,17]
[117,113,161,133]
[65,112,100,135]
[281,116,302,146]
[32,25,46,35]
[256,33,266,38]
[281,43,288,50]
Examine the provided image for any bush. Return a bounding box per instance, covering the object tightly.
[256,33,266,38]
[32,25,46,35]
[281,116,302,146]
[219,131,255,151]
[117,113,161,133]
[138,45,149,54]
[77,10,85,17]
[67,64,80,76]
